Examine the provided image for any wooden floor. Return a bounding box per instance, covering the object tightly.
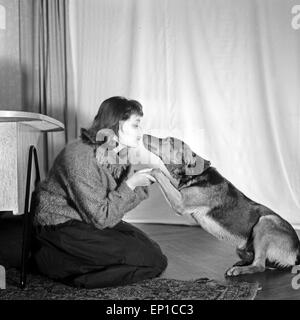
[134,223,300,300]
[0,214,299,300]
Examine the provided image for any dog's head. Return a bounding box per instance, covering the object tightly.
[143,134,211,188]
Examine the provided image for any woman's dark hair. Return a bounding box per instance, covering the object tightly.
[80,96,143,146]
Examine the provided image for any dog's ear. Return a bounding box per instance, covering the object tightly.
[183,146,196,167]
[178,157,211,189]
[185,154,211,176]
[182,143,209,175]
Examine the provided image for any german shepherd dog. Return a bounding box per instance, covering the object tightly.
[142,134,300,276]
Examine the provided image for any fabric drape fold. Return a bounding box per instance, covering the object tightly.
[69,0,300,226]
[19,0,75,172]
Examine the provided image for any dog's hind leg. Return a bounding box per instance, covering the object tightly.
[225,214,299,276]
[233,246,254,267]
[226,217,270,276]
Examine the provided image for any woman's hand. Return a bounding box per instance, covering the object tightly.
[126,169,156,190]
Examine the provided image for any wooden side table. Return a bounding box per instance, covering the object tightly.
[0,111,64,289]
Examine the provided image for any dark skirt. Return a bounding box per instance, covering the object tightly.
[32,220,168,289]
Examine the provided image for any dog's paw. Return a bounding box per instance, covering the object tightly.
[225,264,265,277]
[225,266,244,277]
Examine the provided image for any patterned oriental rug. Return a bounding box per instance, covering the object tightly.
[0,268,259,300]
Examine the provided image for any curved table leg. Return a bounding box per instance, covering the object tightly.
[20,146,40,289]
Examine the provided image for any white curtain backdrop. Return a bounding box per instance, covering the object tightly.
[69,0,300,227]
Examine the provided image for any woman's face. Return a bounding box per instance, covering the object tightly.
[118,114,143,148]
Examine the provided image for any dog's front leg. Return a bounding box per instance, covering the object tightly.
[150,168,185,215]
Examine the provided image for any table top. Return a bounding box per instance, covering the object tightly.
[0,110,65,132]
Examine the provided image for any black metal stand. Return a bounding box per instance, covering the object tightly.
[20,146,41,289]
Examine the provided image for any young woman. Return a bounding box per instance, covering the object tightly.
[31,96,168,289]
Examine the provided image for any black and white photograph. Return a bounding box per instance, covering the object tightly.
[0,0,300,305]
